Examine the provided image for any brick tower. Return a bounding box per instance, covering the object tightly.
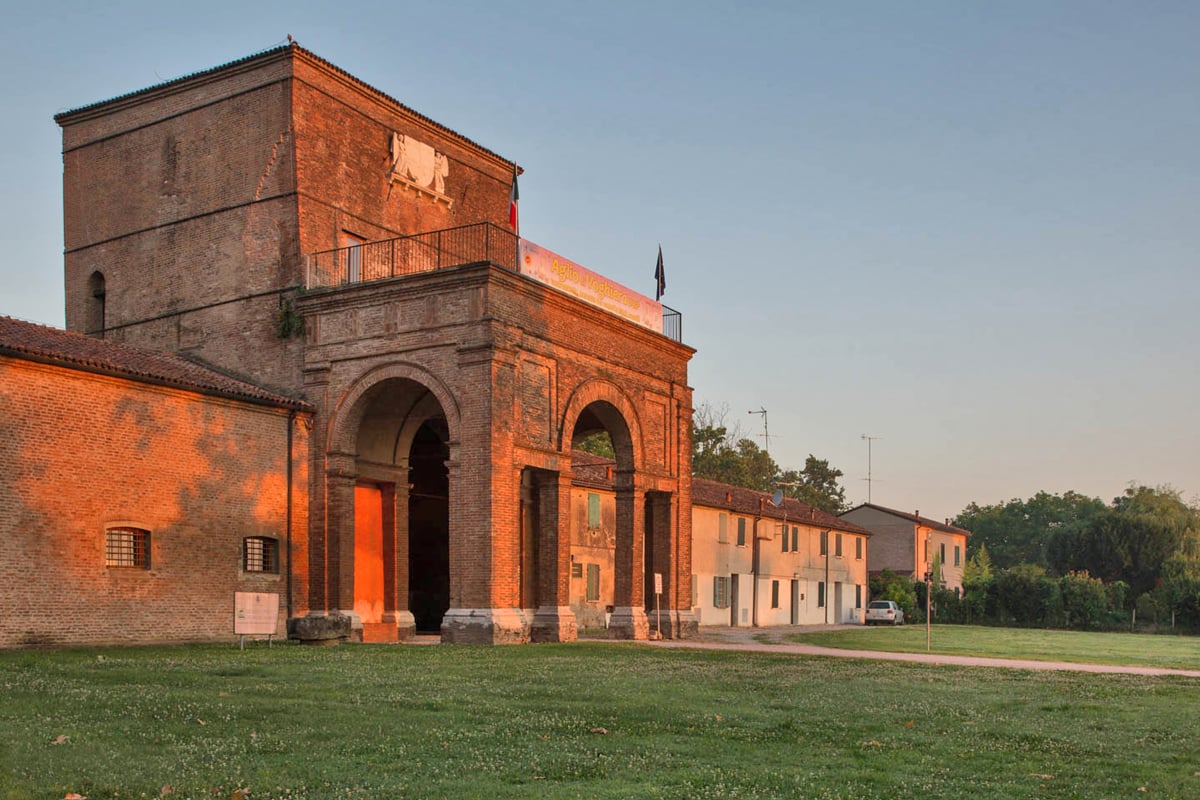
[56,44,695,643]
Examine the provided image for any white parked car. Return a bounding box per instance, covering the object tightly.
[865,600,904,626]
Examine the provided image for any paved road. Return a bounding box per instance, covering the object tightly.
[643,625,1200,678]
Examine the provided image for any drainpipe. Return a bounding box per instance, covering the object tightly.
[824,530,830,624]
[752,498,764,627]
[285,409,295,620]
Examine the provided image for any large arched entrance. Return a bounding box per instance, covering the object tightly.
[339,375,453,641]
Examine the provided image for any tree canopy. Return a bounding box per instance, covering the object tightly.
[690,403,849,514]
[954,491,1106,570]
[955,485,1200,604]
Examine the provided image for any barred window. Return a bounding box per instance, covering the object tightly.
[243,536,279,573]
[106,527,150,568]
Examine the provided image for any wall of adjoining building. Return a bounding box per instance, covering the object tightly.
[691,504,869,628]
[0,354,309,648]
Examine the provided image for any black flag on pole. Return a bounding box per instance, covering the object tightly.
[654,245,665,301]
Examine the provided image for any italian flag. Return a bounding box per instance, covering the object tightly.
[509,167,519,231]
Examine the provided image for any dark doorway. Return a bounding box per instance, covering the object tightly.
[408,418,449,633]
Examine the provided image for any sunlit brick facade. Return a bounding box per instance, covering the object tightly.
[0,318,310,648]
[39,44,696,645]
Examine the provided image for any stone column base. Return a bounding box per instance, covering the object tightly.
[393,610,417,641]
[530,606,578,643]
[607,606,650,640]
[650,609,698,640]
[441,608,529,644]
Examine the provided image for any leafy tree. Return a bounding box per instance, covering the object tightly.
[960,543,993,622]
[734,438,780,493]
[778,456,848,515]
[1067,485,1199,597]
[690,402,847,508]
[954,491,1107,571]
[870,570,917,620]
[575,431,614,459]
[992,563,1061,626]
[962,542,993,585]
[691,403,751,488]
[1059,571,1108,629]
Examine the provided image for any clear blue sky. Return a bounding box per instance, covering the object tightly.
[3,1,1197,518]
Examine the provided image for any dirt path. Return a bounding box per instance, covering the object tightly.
[641,625,1200,678]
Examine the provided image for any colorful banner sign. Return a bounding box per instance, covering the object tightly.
[518,239,662,333]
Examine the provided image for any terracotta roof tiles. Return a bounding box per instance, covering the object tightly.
[0,316,308,411]
[841,503,971,536]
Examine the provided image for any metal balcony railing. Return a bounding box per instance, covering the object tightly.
[305,222,518,288]
[304,222,683,343]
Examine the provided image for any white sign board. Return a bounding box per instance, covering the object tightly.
[654,572,663,595]
[518,239,663,333]
[234,592,280,636]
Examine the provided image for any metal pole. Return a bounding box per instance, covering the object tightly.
[925,554,932,652]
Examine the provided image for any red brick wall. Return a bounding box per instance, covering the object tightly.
[291,54,514,256]
[0,355,309,648]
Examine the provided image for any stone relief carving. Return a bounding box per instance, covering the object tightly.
[389,132,452,207]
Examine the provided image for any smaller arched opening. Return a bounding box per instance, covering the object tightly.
[564,399,651,640]
[86,271,106,336]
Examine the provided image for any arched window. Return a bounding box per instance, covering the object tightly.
[87,271,106,335]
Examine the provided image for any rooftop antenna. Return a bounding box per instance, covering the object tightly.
[748,407,771,456]
[861,434,882,503]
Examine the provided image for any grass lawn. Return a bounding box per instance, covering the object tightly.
[1,641,1198,799]
[782,625,1200,670]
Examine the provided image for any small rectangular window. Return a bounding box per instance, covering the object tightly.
[819,530,828,556]
[713,576,731,609]
[718,513,728,543]
[856,537,863,560]
[855,584,863,608]
[243,536,279,573]
[940,543,946,564]
[106,527,150,568]
[771,580,780,608]
[791,526,798,552]
[586,563,600,602]
[955,545,961,567]
[835,533,843,557]
[587,493,601,529]
[817,581,826,608]
[780,526,789,552]
[736,518,747,547]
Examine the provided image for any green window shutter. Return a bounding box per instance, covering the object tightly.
[586,563,600,601]
[588,493,601,528]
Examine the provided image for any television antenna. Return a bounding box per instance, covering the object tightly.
[861,434,882,503]
[748,407,774,455]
